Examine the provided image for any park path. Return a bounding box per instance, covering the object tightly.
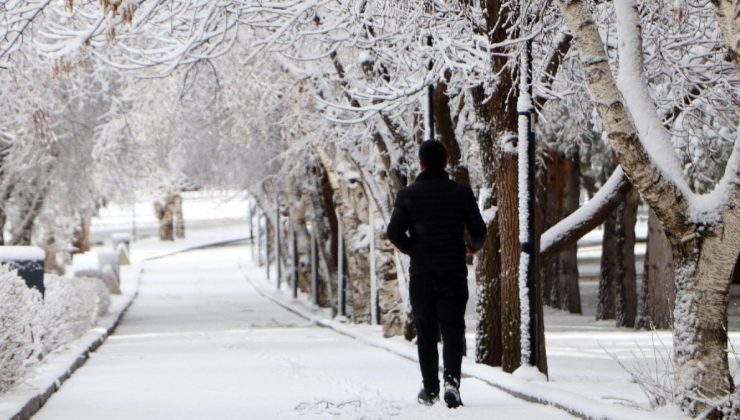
[34,243,572,419]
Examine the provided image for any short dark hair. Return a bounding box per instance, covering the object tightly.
[419,140,447,170]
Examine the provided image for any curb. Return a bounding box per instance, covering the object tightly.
[1,236,250,420]
[244,274,677,420]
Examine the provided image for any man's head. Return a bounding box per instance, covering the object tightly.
[419,140,448,171]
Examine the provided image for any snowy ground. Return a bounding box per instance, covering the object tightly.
[34,242,573,419]
[89,191,249,244]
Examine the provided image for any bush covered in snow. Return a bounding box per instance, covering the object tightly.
[0,265,44,393]
[40,275,111,354]
[0,266,111,394]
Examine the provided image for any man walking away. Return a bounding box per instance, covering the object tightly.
[386,140,486,408]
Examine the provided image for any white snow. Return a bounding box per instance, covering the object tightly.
[518,252,531,365]
[0,246,45,261]
[32,242,573,420]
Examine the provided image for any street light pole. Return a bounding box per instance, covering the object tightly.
[518,33,538,368]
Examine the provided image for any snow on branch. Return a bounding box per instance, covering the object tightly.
[540,167,631,262]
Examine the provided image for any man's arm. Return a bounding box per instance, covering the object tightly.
[464,187,487,251]
[386,190,412,254]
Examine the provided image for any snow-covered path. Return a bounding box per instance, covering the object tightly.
[35,243,572,419]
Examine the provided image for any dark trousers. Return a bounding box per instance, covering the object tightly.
[409,270,468,393]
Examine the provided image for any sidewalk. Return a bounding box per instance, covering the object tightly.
[33,242,572,419]
[0,225,251,420]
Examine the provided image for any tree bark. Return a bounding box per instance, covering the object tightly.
[375,231,404,337]
[542,151,581,314]
[471,84,503,368]
[173,194,185,239]
[597,210,617,321]
[72,211,92,253]
[154,194,175,241]
[336,175,373,323]
[637,210,676,329]
[673,207,740,417]
[10,190,45,246]
[596,187,639,326]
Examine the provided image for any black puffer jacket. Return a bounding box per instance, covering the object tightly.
[386,169,486,274]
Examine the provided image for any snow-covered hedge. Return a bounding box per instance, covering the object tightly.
[0,266,111,393]
[0,265,44,393]
[40,275,111,354]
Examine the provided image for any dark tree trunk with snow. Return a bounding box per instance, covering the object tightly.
[304,160,340,312]
[637,210,676,329]
[597,188,638,327]
[597,211,618,321]
[475,217,502,366]
[498,151,522,373]
[541,151,581,314]
[471,84,503,368]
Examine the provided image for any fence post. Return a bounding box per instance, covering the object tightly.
[265,212,270,281]
[248,201,254,244]
[292,220,299,299]
[276,201,281,290]
[310,228,319,306]
[369,203,379,325]
[337,214,347,318]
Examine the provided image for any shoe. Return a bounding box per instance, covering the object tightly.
[443,377,463,408]
[417,388,439,406]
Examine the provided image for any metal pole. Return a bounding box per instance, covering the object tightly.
[369,202,379,325]
[525,37,538,368]
[248,201,254,243]
[292,220,299,299]
[276,201,281,290]
[517,35,538,367]
[131,205,137,243]
[337,214,346,317]
[426,35,434,141]
[310,228,319,306]
[265,212,270,281]
[256,206,261,265]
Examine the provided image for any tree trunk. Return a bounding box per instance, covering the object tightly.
[475,217,502,366]
[597,188,639,326]
[471,84,503,368]
[42,235,64,275]
[154,195,176,241]
[72,212,92,253]
[337,177,373,323]
[375,231,404,337]
[542,151,582,314]
[615,189,639,328]
[673,211,740,417]
[173,194,185,239]
[597,211,617,321]
[498,151,522,373]
[637,209,676,329]
[10,191,45,246]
